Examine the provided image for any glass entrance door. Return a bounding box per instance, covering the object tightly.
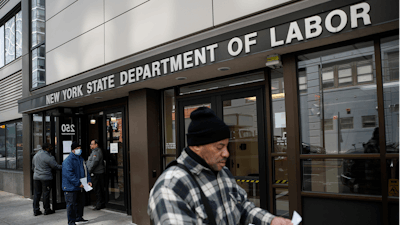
[104,109,129,212]
[177,88,267,208]
[221,92,263,207]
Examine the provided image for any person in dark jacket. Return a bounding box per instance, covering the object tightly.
[87,139,105,210]
[62,142,92,225]
[32,143,62,216]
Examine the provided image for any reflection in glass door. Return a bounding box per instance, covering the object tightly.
[223,95,260,207]
[106,111,125,208]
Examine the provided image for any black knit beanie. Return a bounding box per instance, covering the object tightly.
[187,107,230,146]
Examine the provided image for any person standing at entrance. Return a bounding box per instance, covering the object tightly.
[32,143,62,216]
[87,139,106,210]
[62,142,92,225]
[148,107,292,225]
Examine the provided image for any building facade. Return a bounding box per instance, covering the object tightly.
[0,0,23,196]
[14,0,399,224]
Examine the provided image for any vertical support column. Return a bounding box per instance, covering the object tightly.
[264,68,274,212]
[22,114,31,198]
[282,54,302,217]
[374,39,388,225]
[21,0,30,96]
[21,0,32,198]
[128,89,161,225]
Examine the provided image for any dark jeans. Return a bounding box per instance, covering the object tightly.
[92,173,105,208]
[64,191,85,225]
[33,180,52,213]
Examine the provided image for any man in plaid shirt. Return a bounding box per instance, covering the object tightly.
[148,107,292,225]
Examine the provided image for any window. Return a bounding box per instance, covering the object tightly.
[357,60,373,83]
[0,8,22,69]
[322,67,334,89]
[298,40,382,196]
[5,16,15,64]
[31,0,46,89]
[387,52,399,81]
[270,68,289,217]
[318,57,374,89]
[298,70,307,93]
[397,114,400,127]
[162,89,176,169]
[0,120,23,170]
[362,115,376,128]
[381,35,399,159]
[338,64,352,86]
[324,119,333,130]
[32,113,43,153]
[340,117,353,129]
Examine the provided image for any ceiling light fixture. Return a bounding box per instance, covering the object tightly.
[176,77,187,80]
[94,96,103,99]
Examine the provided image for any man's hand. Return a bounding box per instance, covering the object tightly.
[88,182,92,187]
[271,217,293,225]
[79,184,83,188]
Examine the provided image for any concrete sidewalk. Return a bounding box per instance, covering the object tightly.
[0,191,135,225]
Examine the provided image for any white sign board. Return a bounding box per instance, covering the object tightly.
[274,112,286,128]
[63,140,72,153]
[110,143,118,153]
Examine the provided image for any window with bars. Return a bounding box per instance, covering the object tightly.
[362,115,376,128]
[340,117,354,129]
[324,119,333,130]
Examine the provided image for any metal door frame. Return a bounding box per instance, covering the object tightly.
[101,106,131,214]
[176,86,270,210]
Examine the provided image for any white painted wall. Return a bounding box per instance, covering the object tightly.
[46,0,77,20]
[0,107,20,122]
[104,0,213,63]
[0,0,20,20]
[213,0,293,25]
[104,0,149,22]
[46,0,103,52]
[0,58,21,80]
[46,25,104,85]
[45,0,295,84]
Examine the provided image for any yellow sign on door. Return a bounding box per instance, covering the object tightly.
[388,179,399,197]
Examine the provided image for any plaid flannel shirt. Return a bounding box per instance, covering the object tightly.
[148,149,275,225]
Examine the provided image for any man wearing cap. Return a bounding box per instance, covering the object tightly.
[32,143,62,216]
[148,107,292,225]
[62,142,92,225]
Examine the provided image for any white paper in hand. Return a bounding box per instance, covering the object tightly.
[79,177,93,192]
[291,211,302,225]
